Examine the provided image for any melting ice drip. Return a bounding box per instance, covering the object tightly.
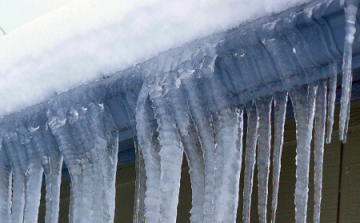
[0,1,359,223]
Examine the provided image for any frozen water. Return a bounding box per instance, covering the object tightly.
[0,1,358,223]
[147,72,184,223]
[326,64,337,144]
[339,0,359,142]
[271,92,288,223]
[0,139,12,223]
[256,96,273,223]
[30,121,63,223]
[166,77,205,223]
[314,81,327,223]
[242,102,259,223]
[135,85,162,223]
[290,84,317,223]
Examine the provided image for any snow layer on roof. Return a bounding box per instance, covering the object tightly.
[0,0,311,116]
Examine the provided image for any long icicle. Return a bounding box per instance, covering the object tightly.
[182,77,217,223]
[339,0,359,142]
[17,122,44,223]
[314,81,327,223]
[242,101,259,223]
[88,102,119,223]
[326,64,337,144]
[135,84,162,223]
[116,92,146,223]
[290,84,317,223]
[166,76,205,223]
[206,76,244,223]
[256,96,273,223]
[133,140,147,223]
[68,107,93,223]
[47,106,89,223]
[213,107,244,223]
[3,132,26,223]
[271,92,288,223]
[148,75,184,223]
[31,124,63,223]
[0,138,12,223]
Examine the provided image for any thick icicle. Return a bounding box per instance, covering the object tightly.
[3,131,26,223]
[147,73,184,223]
[182,77,217,223]
[290,84,317,223]
[256,96,273,223]
[135,85,161,223]
[271,92,288,223]
[71,106,100,223]
[339,0,359,142]
[314,81,327,223]
[213,106,243,223]
[87,102,119,223]
[326,64,337,144]
[204,76,243,223]
[30,122,63,223]
[166,74,205,223]
[112,88,146,223]
[242,101,259,223]
[48,97,119,223]
[47,106,91,223]
[17,121,44,223]
[0,139,12,223]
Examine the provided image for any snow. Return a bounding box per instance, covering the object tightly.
[0,0,311,116]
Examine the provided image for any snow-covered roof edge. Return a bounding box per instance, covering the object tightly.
[0,0,314,116]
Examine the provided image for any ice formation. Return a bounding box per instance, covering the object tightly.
[0,0,359,223]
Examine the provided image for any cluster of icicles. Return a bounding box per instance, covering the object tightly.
[0,1,358,223]
[133,65,340,223]
[0,96,119,223]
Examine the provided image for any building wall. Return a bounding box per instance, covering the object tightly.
[38,101,360,222]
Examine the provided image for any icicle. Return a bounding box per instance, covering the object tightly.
[47,106,91,223]
[181,77,217,223]
[339,0,359,142]
[135,85,162,223]
[290,84,317,223]
[213,107,244,223]
[133,141,146,223]
[74,106,103,223]
[69,107,94,223]
[87,102,119,223]
[271,92,288,223]
[313,81,327,223]
[147,75,184,223]
[0,139,12,223]
[166,77,205,223]
[255,96,273,223]
[30,123,63,223]
[2,132,26,223]
[205,76,243,223]
[326,64,337,144]
[17,121,44,223]
[242,101,259,223]
[114,91,146,223]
